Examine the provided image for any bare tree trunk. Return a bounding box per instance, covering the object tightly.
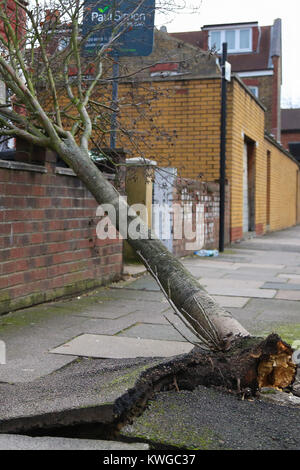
[55,134,249,351]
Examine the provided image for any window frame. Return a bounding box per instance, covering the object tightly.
[209,28,252,53]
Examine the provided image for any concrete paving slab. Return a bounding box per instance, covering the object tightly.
[205,286,277,298]
[238,253,300,266]
[0,353,76,384]
[262,282,300,290]
[278,274,300,281]
[184,260,240,270]
[118,309,176,325]
[0,311,88,383]
[249,237,300,246]
[70,301,140,319]
[67,315,143,336]
[229,297,300,321]
[211,295,250,308]
[216,255,250,262]
[77,311,174,335]
[234,241,300,253]
[200,278,264,289]
[275,290,300,301]
[50,334,193,359]
[0,434,149,450]
[234,269,284,279]
[115,276,160,291]
[123,264,147,276]
[107,286,164,302]
[0,286,171,383]
[235,262,285,270]
[228,299,300,337]
[185,268,227,279]
[279,267,300,275]
[287,279,300,284]
[70,299,170,320]
[222,272,286,282]
[118,322,199,343]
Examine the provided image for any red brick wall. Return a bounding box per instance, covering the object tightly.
[242,78,259,88]
[281,131,300,150]
[0,151,123,315]
[230,226,243,241]
[252,26,259,52]
[172,180,230,257]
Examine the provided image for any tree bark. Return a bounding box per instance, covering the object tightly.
[55,134,249,351]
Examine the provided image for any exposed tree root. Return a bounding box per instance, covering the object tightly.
[113,333,297,429]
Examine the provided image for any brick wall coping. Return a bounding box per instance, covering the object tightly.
[0,159,120,182]
[0,160,47,173]
[55,167,76,177]
[55,166,116,181]
[126,157,157,167]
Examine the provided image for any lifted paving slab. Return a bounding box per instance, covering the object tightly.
[50,334,193,359]
[0,357,163,422]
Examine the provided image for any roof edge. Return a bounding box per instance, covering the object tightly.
[265,132,300,167]
[202,21,258,30]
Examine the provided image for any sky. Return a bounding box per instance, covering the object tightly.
[156,0,300,107]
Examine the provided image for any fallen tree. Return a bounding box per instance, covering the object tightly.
[0,0,297,396]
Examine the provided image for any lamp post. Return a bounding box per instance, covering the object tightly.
[219,42,229,253]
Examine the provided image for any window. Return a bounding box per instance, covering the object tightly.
[240,29,250,49]
[248,86,259,98]
[209,28,252,53]
[210,31,221,51]
[57,37,69,51]
[225,30,235,50]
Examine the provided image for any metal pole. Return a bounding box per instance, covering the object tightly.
[219,42,227,253]
[110,55,119,149]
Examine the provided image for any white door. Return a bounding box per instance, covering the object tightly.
[243,143,249,233]
[152,167,177,252]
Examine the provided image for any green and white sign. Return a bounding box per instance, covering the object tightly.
[82,0,155,56]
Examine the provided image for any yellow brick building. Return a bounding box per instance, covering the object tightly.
[118,73,300,242]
